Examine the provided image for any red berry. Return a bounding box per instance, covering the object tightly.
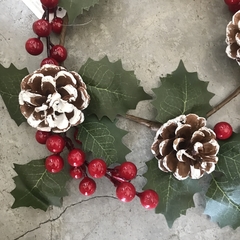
[40,57,59,67]
[79,177,96,196]
[35,130,51,144]
[51,17,63,34]
[45,154,64,173]
[40,0,59,9]
[46,134,65,153]
[88,159,107,178]
[224,0,239,5]
[69,167,83,179]
[50,45,67,62]
[213,122,233,140]
[67,148,85,167]
[138,190,159,209]
[25,38,43,55]
[118,162,137,180]
[228,3,240,13]
[111,165,121,177]
[33,19,51,37]
[116,182,136,202]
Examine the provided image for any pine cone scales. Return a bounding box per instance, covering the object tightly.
[226,11,240,64]
[19,64,90,133]
[151,114,219,180]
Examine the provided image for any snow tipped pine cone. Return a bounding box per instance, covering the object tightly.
[151,114,219,180]
[226,10,240,64]
[19,64,90,133]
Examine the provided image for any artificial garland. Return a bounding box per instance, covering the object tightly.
[1,0,240,230]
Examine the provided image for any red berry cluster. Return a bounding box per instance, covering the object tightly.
[25,0,67,66]
[224,0,240,13]
[35,130,159,209]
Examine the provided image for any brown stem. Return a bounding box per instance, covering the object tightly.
[118,114,162,131]
[59,14,69,46]
[206,85,240,118]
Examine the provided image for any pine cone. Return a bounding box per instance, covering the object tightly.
[151,114,219,180]
[19,64,90,133]
[226,11,240,64]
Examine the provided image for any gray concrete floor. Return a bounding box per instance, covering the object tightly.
[1,0,240,239]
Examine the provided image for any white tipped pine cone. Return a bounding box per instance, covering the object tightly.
[226,10,240,64]
[19,64,90,133]
[151,114,219,180]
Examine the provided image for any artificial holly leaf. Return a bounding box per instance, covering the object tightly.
[152,60,214,123]
[11,159,70,211]
[77,114,130,165]
[0,64,28,126]
[59,0,99,23]
[79,56,151,121]
[143,158,202,227]
[204,133,240,229]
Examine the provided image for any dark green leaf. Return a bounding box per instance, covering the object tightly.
[204,133,240,229]
[0,64,28,125]
[143,159,202,227]
[79,56,151,121]
[59,0,99,23]
[11,159,70,211]
[152,60,214,123]
[77,114,130,165]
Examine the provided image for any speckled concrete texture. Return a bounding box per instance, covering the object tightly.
[1,0,240,239]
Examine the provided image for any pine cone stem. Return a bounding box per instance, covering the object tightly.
[119,114,162,131]
[207,85,240,118]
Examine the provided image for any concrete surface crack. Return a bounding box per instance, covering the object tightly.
[13,195,117,240]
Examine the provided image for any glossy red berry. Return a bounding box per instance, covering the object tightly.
[35,130,51,144]
[111,165,121,177]
[51,17,63,34]
[228,3,240,13]
[50,45,67,62]
[25,38,43,55]
[118,162,137,180]
[33,19,51,37]
[116,182,136,202]
[46,134,65,153]
[67,148,85,167]
[79,177,96,196]
[224,0,239,5]
[40,57,59,67]
[45,154,64,173]
[138,189,159,209]
[213,122,233,140]
[88,159,107,178]
[40,0,59,9]
[69,167,83,179]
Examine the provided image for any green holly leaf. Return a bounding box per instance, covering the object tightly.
[77,114,130,165]
[79,56,151,121]
[0,64,28,126]
[204,133,240,229]
[143,159,202,227]
[11,159,70,211]
[59,0,99,24]
[152,60,214,123]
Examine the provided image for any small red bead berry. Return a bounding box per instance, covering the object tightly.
[69,167,83,179]
[116,182,136,202]
[50,45,67,62]
[40,0,59,9]
[25,38,43,55]
[111,165,121,177]
[79,177,96,196]
[33,19,51,37]
[35,130,51,144]
[88,158,107,178]
[224,0,239,5]
[46,134,65,153]
[228,3,240,13]
[118,162,137,180]
[67,148,85,167]
[51,17,63,34]
[213,122,233,140]
[138,189,159,209]
[45,154,64,173]
[40,57,59,67]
